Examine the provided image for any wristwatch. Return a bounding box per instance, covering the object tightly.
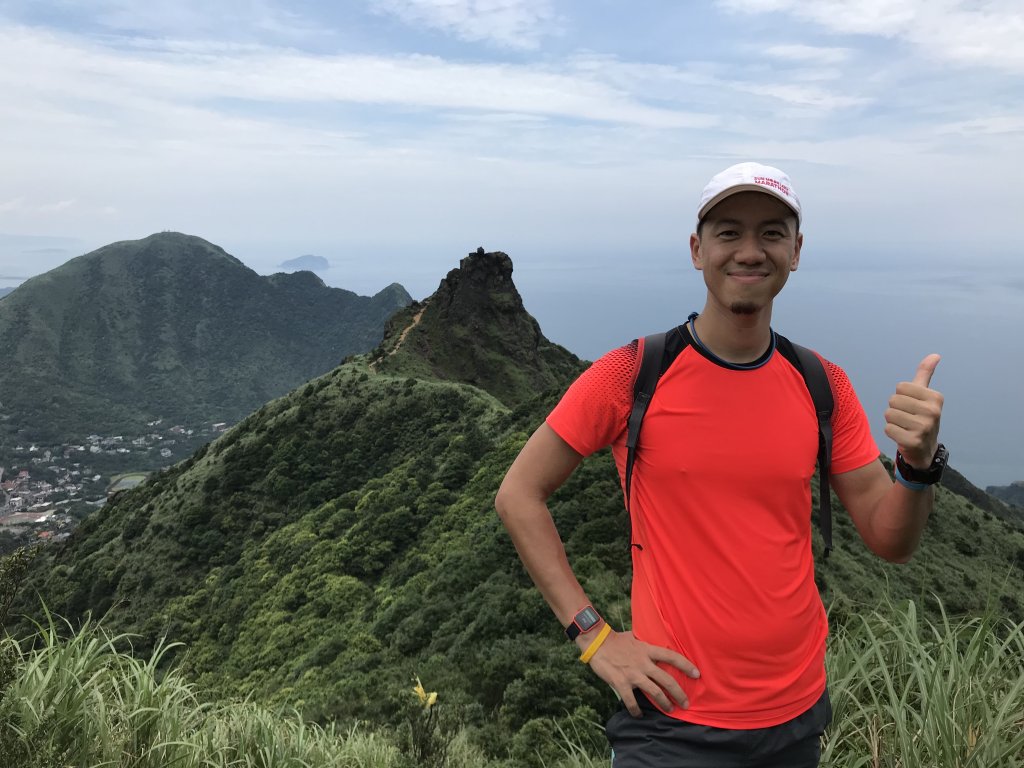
[564,605,602,641]
[895,443,949,485]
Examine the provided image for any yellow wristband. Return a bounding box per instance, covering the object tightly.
[579,623,612,664]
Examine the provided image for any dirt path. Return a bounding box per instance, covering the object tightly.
[371,302,428,370]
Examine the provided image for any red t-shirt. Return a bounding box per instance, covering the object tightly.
[546,328,879,729]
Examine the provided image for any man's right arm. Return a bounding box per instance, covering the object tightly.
[494,423,700,717]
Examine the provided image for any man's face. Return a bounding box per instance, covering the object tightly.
[689,191,802,316]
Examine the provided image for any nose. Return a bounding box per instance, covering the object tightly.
[733,233,767,264]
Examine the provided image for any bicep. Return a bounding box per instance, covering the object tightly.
[497,423,584,507]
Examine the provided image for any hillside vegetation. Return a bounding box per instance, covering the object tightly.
[0,232,411,443]
[9,249,1024,764]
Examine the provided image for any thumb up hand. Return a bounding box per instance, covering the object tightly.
[884,354,943,469]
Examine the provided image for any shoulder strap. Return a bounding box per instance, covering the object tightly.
[624,332,666,528]
[787,341,836,557]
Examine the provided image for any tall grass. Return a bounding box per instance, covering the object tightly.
[1,597,1022,767]
[0,612,406,768]
[541,595,1024,768]
[823,596,1024,767]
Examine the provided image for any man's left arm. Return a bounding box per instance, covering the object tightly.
[831,354,944,563]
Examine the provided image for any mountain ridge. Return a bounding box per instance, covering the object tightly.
[0,232,412,443]
[987,480,1024,509]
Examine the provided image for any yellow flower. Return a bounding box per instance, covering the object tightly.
[413,677,427,703]
[412,676,438,709]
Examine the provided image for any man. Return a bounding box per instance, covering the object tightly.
[494,162,945,767]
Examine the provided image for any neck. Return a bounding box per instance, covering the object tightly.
[691,302,774,364]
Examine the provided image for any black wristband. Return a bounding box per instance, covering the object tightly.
[895,444,948,486]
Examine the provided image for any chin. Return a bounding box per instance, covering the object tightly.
[729,301,760,315]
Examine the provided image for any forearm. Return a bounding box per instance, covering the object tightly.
[495,491,593,628]
[862,480,932,563]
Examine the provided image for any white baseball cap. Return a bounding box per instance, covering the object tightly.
[697,162,802,225]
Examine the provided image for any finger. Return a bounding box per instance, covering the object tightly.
[884,423,915,446]
[884,408,921,432]
[620,687,642,718]
[911,353,941,388]
[650,646,701,679]
[889,393,942,416]
[647,666,689,711]
[893,384,945,411]
[884,424,935,456]
[635,679,676,715]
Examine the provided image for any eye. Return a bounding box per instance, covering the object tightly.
[717,229,739,239]
[762,229,784,240]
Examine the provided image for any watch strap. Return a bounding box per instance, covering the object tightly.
[895,443,948,485]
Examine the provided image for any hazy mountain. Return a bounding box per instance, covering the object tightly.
[988,481,1024,509]
[0,232,411,442]
[279,255,329,272]
[10,248,1022,761]
[0,288,15,299]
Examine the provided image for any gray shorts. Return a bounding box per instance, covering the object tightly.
[605,689,832,768]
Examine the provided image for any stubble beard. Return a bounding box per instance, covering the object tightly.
[729,301,759,315]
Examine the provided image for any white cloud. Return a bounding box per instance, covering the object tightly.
[719,0,1024,73]
[0,6,1018,276]
[370,0,557,49]
[937,115,1024,136]
[40,0,323,41]
[567,54,868,113]
[0,197,77,214]
[764,45,852,65]
[733,82,869,110]
[0,26,711,130]
[38,199,76,213]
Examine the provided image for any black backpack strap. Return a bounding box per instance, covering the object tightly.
[625,332,666,543]
[781,338,835,557]
[623,327,691,551]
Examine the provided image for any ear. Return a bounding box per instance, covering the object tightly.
[689,233,703,270]
[790,232,803,272]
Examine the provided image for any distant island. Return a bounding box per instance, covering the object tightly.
[279,254,329,272]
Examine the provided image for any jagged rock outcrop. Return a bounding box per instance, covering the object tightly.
[373,249,583,406]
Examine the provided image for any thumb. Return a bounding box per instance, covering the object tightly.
[911,353,941,388]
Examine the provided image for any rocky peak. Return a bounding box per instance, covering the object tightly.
[455,248,514,286]
[372,247,583,407]
[430,248,521,321]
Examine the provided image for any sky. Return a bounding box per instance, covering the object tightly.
[0,0,1022,488]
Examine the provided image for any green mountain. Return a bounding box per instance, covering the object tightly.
[0,233,411,442]
[370,248,582,405]
[9,249,1024,762]
[988,481,1024,509]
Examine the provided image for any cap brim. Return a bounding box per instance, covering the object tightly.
[698,184,801,224]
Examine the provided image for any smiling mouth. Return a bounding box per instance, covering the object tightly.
[728,273,769,283]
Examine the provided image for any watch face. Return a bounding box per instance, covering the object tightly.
[576,606,600,631]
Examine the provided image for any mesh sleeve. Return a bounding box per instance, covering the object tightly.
[822,357,881,474]
[546,341,639,457]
